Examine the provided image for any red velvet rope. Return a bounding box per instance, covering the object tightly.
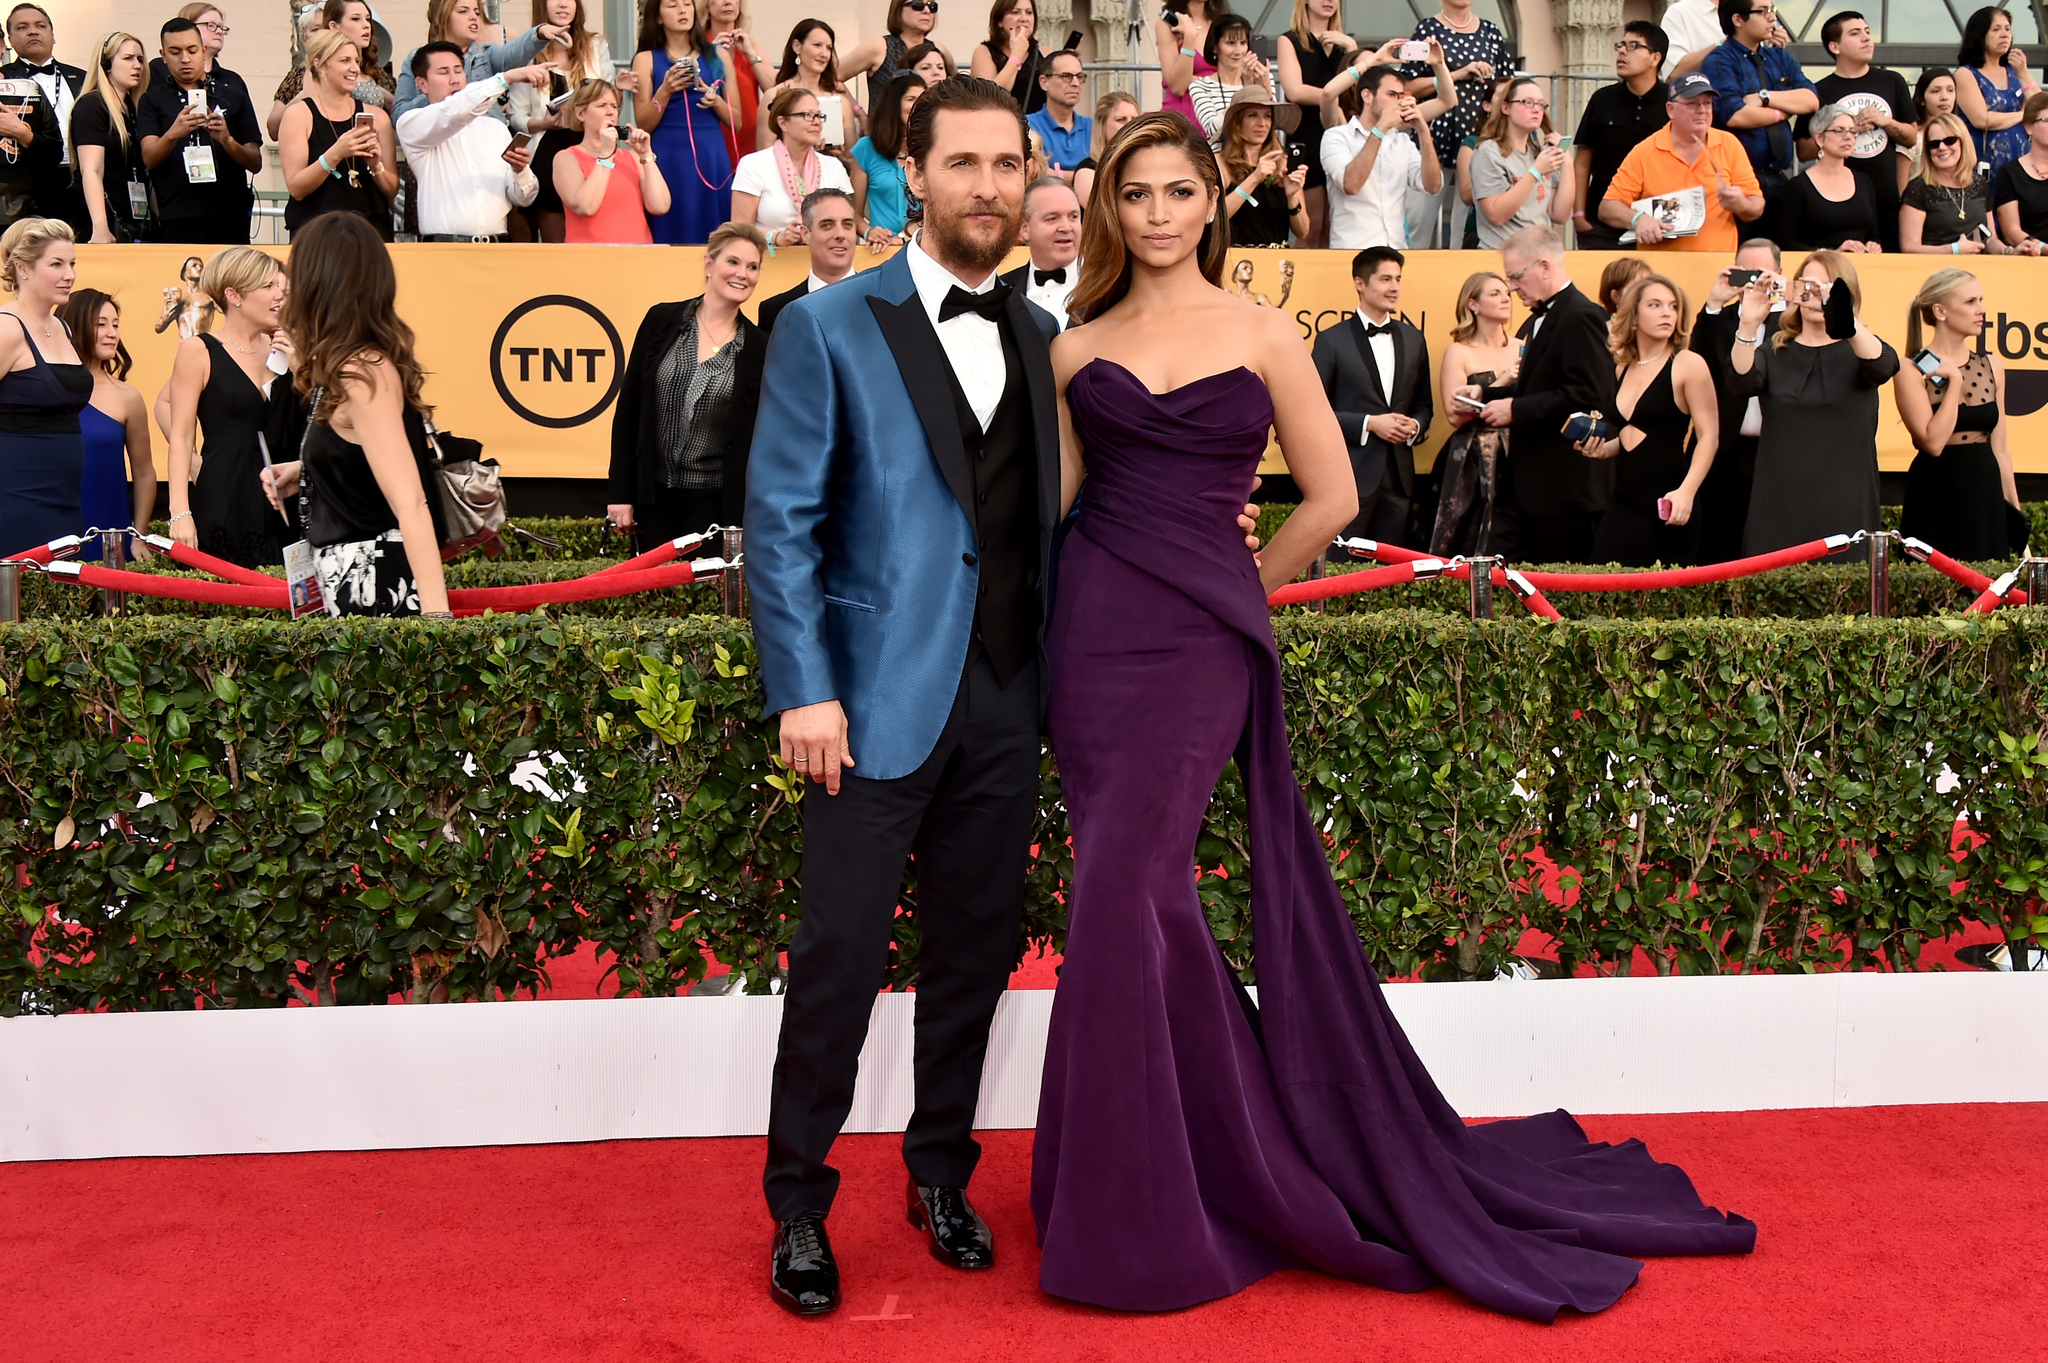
[4,540,66,565]
[1913,544,1995,595]
[157,540,286,586]
[447,561,699,612]
[1336,538,1841,589]
[59,563,290,608]
[1266,561,1419,606]
[594,540,681,576]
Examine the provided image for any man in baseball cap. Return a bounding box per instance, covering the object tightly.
[1599,70,1765,252]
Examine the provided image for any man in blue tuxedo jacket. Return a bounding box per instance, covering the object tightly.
[745,77,1061,1317]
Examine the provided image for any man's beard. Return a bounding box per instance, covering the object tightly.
[924,193,1022,276]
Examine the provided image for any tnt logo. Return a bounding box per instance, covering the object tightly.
[490,295,625,428]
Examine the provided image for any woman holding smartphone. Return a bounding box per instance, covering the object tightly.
[1728,251,1900,559]
[511,0,624,240]
[1895,268,2023,560]
[1431,270,1516,555]
[279,29,399,238]
[632,0,735,245]
[556,79,669,243]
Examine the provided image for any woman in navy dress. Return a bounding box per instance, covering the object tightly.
[1034,114,1756,1319]
[60,288,157,564]
[0,220,91,560]
[631,0,734,244]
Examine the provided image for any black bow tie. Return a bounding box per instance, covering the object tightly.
[1033,267,1066,287]
[938,282,1011,323]
[26,61,57,75]
[1361,320,1396,339]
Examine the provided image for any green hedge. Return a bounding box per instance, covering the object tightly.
[4,611,2043,1014]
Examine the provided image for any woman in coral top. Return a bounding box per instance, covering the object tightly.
[554,78,670,243]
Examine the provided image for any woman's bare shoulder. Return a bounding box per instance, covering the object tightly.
[1051,321,1105,385]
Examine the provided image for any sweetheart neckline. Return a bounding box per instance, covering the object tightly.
[1080,356,1260,399]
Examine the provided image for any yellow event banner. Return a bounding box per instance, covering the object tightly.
[73,244,2048,480]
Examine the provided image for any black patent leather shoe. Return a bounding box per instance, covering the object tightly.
[906,1177,996,1270]
[770,1213,841,1316]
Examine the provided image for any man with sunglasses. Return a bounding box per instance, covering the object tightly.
[1701,0,1816,242]
[1809,11,1915,252]
[1570,20,1668,249]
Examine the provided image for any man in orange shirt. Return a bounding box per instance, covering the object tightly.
[1598,72,1764,252]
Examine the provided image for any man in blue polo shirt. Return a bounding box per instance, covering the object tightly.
[1699,0,1816,243]
[1026,48,1092,183]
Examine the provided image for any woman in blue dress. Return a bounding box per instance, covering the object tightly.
[1956,6,2031,181]
[0,220,92,561]
[61,289,157,564]
[631,0,734,244]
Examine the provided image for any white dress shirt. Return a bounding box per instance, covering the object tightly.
[26,64,74,165]
[905,233,1005,429]
[1356,310,1396,446]
[1659,0,1725,79]
[1321,118,1426,250]
[395,75,539,237]
[1020,258,1077,332]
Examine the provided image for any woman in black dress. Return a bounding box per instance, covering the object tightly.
[608,222,767,550]
[1784,105,1881,252]
[165,247,301,568]
[1215,87,1306,247]
[1895,268,2024,560]
[1576,275,1719,567]
[0,219,91,558]
[1729,251,1901,561]
[1994,88,2048,252]
[1276,0,1354,248]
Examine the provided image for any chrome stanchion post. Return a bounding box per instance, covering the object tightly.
[1468,556,1494,619]
[1867,531,1890,619]
[721,526,745,617]
[1307,549,1326,615]
[2028,555,2047,608]
[0,560,18,623]
[99,529,127,617]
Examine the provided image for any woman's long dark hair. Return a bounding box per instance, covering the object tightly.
[775,18,842,91]
[869,72,925,159]
[636,0,705,56]
[283,213,429,423]
[60,288,131,380]
[1217,99,1282,185]
[1914,64,1956,121]
[1070,111,1228,326]
[984,0,1035,55]
[1958,6,2007,69]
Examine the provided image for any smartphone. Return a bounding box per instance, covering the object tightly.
[546,89,573,113]
[1975,219,1996,241]
[1063,29,1083,50]
[353,111,374,133]
[186,87,207,114]
[1727,268,1762,288]
[1453,393,1487,411]
[1912,348,1943,376]
[1399,39,1430,61]
[1657,497,1673,523]
[507,131,532,153]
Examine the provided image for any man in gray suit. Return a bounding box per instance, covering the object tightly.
[1312,245,1432,546]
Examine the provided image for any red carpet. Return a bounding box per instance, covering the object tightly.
[5,1104,2044,1362]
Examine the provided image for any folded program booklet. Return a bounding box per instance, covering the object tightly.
[1617,184,1705,244]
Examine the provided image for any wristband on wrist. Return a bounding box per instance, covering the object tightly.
[1953,240,1962,254]
[1233,183,1255,203]
[1181,46,1199,57]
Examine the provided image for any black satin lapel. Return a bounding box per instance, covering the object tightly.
[1347,315,1388,408]
[869,292,978,533]
[1006,290,1061,530]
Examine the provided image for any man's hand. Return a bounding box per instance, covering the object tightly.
[503,139,534,172]
[505,63,553,87]
[780,700,855,794]
[1365,412,1418,443]
[1480,397,1514,427]
[1707,264,1739,309]
[204,110,233,143]
[1633,212,1667,245]
[0,103,30,142]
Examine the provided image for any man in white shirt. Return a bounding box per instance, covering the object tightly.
[757,188,860,337]
[998,176,1080,331]
[1311,245,1429,545]
[1320,65,1440,250]
[395,41,547,241]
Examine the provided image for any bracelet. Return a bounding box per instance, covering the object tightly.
[1369,125,1387,141]
[1180,46,1199,58]
[1233,184,1255,203]
[1735,328,1765,347]
[169,511,193,524]
[317,152,339,179]
[2025,81,2042,93]
[1953,240,1962,254]
[420,610,454,619]
[1287,199,1304,211]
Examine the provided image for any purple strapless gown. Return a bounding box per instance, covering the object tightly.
[1032,358,1756,1319]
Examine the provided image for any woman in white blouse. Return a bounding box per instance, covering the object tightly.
[1188,14,1274,149]
[732,86,856,245]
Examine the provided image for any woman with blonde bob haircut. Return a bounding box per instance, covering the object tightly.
[1032,105,1757,1316]
[1574,273,1718,565]
[1728,249,1901,558]
[1902,111,2003,253]
[1431,268,1516,555]
[0,218,91,559]
[165,246,300,567]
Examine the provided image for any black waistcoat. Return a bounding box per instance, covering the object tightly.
[945,317,1039,686]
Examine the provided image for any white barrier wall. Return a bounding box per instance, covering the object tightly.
[4,970,2044,1162]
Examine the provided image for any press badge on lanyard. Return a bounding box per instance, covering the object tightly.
[184,142,217,184]
[260,431,326,618]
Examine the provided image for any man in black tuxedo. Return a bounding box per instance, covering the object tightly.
[1312,245,1430,546]
[1462,225,1616,564]
[998,176,1080,331]
[756,188,860,338]
[1688,237,1781,562]
[3,3,85,232]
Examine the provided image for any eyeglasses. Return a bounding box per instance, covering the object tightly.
[904,1,938,11]
[1926,135,1961,149]
[1505,258,1545,285]
[197,20,229,32]
[1046,68,1085,81]
[1612,40,1650,54]
[1741,5,1774,16]
[1820,124,1856,137]
[783,109,827,122]
[1507,97,1548,110]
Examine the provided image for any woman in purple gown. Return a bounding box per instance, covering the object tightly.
[1033,112,1757,1321]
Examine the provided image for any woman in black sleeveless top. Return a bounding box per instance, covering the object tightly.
[278,29,398,238]
[266,214,451,618]
[1895,269,2025,561]
[0,221,93,557]
[1580,275,1721,568]
[1278,0,1357,248]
